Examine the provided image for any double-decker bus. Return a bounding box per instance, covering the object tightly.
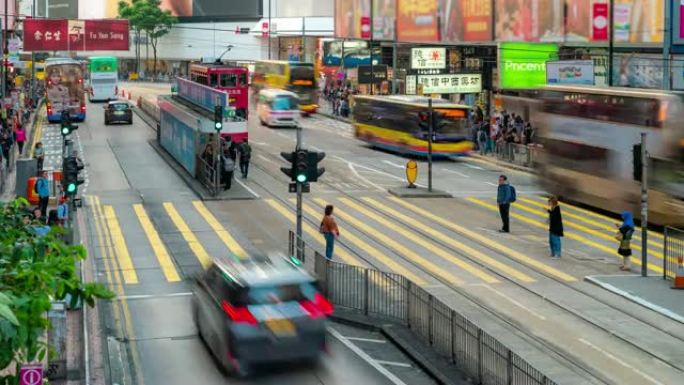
[352,95,473,157]
[45,59,86,122]
[189,63,249,119]
[87,56,118,102]
[252,60,319,115]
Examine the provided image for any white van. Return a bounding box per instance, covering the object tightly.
[256,89,300,128]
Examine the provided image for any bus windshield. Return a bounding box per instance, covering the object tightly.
[90,58,117,73]
[290,65,314,86]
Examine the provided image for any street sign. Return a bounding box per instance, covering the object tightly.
[289,182,310,193]
[20,365,43,385]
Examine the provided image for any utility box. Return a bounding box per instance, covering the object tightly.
[15,158,37,198]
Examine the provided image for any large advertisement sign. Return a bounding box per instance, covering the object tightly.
[23,19,130,51]
[159,0,261,18]
[335,0,370,39]
[495,0,564,42]
[373,0,396,40]
[417,73,482,94]
[176,77,228,113]
[564,0,609,42]
[411,48,446,69]
[613,0,663,43]
[546,60,595,85]
[159,97,198,177]
[440,0,492,42]
[499,42,558,89]
[612,53,662,88]
[673,0,684,44]
[397,0,439,42]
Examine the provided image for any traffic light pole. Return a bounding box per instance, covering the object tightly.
[296,124,303,260]
[640,133,648,277]
[427,98,433,192]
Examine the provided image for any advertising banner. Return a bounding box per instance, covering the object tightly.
[546,60,595,85]
[499,42,558,89]
[405,75,417,94]
[495,0,564,42]
[613,0,663,43]
[674,0,684,44]
[335,0,370,39]
[46,61,85,115]
[440,0,492,42]
[159,97,198,177]
[158,0,261,18]
[672,55,684,90]
[411,47,446,69]
[23,19,130,51]
[417,73,482,94]
[397,0,439,42]
[612,53,662,88]
[358,64,388,83]
[373,0,396,40]
[176,77,228,113]
[592,2,609,40]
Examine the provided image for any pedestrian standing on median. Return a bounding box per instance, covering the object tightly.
[14,123,26,155]
[238,139,251,179]
[547,196,564,257]
[220,147,235,191]
[616,211,635,271]
[34,142,45,171]
[35,170,50,218]
[496,175,516,233]
[320,204,340,260]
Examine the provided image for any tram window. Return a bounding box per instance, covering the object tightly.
[210,74,218,87]
[543,92,662,128]
[220,73,237,87]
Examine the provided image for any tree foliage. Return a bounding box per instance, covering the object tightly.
[0,198,113,383]
[118,0,177,77]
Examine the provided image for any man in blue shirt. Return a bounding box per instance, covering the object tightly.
[35,171,50,218]
[57,196,69,226]
[497,175,513,233]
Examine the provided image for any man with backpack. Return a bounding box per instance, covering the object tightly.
[497,174,516,233]
[238,139,252,179]
[35,171,51,218]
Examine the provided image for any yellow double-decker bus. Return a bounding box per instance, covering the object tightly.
[252,60,318,115]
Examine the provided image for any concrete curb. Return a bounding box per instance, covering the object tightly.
[331,309,469,385]
[468,153,536,174]
[317,110,351,124]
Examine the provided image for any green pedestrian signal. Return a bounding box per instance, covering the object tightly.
[66,182,76,193]
[214,105,223,131]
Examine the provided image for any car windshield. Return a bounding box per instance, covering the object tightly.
[272,96,298,111]
[110,103,128,111]
[237,282,317,305]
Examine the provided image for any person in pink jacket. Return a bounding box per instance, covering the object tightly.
[14,124,26,155]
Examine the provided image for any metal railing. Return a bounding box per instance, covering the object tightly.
[494,142,540,169]
[289,231,558,385]
[663,226,683,280]
[196,155,221,196]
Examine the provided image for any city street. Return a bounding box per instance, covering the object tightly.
[70,82,684,385]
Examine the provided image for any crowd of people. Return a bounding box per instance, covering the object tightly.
[323,81,359,118]
[474,110,536,156]
[201,136,252,191]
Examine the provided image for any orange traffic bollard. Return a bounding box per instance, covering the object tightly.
[128,91,132,100]
[26,176,38,205]
[673,256,684,289]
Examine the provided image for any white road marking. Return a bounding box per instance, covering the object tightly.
[249,141,270,146]
[334,155,426,187]
[345,337,387,344]
[235,178,260,199]
[472,284,547,321]
[484,182,498,187]
[464,163,485,170]
[346,162,384,192]
[115,292,194,301]
[375,360,412,368]
[257,154,279,165]
[578,338,666,385]
[382,160,405,169]
[441,168,470,178]
[328,327,409,385]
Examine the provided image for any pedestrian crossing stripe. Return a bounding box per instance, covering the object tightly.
[133,204,181,282]
[387,197,576,282]
[192,201,247,260]
[466,198,665,275]
[103,205,139,284]
[163,202,213,270]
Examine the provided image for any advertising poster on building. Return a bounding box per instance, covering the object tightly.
[673,0,684,44]
[417,73,482,94]
[499,42,558,89]
[612,53,662,88]
[495,0,564,42]
[546,60,595,85]
[335,0,370,39]
[672,55,684,90]
[440,0,492,42]
[613,0,663,43]
[397,0,439,42]
[373,0,396,40]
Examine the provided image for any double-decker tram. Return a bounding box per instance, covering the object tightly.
[252,60,319,115]
[528,85,684,225]
[189,63,249,119]
[352,95,473,157]
[45,59,86,122]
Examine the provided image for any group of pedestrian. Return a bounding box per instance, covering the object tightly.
[31,170,70,234]
[475,111,535,156]
[0,108,29,168]
[202,136,252,191]
[324,82,357,118]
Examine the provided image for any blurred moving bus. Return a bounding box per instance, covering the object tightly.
[45,59,86,122]
[252,60,318,115]
[88,56,118,102]
[189,63,249,119]
[527,85,684,225]
[352,95,473,157]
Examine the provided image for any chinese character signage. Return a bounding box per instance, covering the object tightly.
[397,0,439,42]
[417,74,482,94]
[411,48,446,69]
[405,75,417,94]
[23,19,130,51]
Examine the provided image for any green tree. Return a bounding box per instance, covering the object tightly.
[118,0,145,74]
[0,198,113,383]
[138,0,177,77]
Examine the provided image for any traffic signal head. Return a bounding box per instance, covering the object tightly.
[214,105,223,131]
[295,149,309,183]
[63,156,84,196]
[418,111,429,131]
[306,151,326,182]
[280,151,296,181]
[432,111,447,130]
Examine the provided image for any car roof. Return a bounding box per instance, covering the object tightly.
[212,255,313,288]
[259,88,298,98]
[108,100,130,106]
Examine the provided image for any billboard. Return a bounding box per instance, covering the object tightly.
[546,60,595,85]
[564,0,609,42]
[417,73,482,94]
[612,53,662,88]
[373,0,396,40]
[397,0,439,42]
[110,0,260,19]
[499,42,558,89]
[23,19,130,51]
[335,0,370,39]
[613,0,663,43]
[440,0,492,42]
[495,0,564,42]
[676,0,684,44]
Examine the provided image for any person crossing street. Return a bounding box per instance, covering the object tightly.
[496,174,516,233]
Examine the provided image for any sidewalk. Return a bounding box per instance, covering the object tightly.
[586,275,684,324]
[317,98,351,123]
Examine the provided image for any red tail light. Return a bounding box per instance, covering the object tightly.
[48,80,52,86]
[80,104,86,112]
[222,301,257,325]
[300,293,333,319]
